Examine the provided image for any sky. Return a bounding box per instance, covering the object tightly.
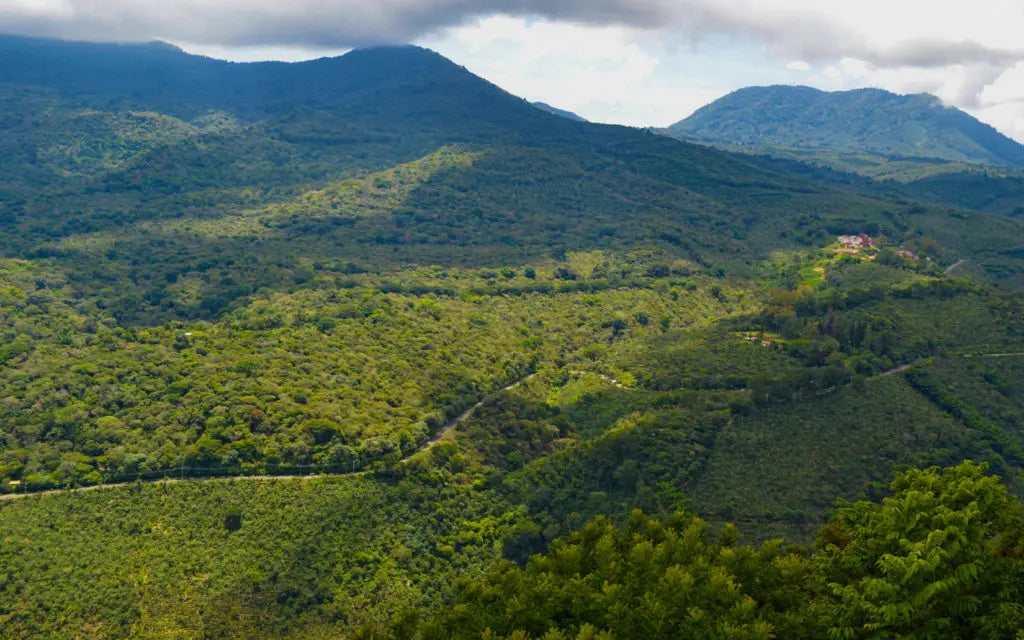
[2,1,1024,141]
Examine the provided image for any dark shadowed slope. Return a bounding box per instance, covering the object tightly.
[4,34,1024,320]
[533,101,588,121]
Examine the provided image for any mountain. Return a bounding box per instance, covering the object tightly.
[0,35,550,123]
[4,34,1024,639]
[666,85,1024,169]
[4,38,1021,282]
[532,101,588,121]
[0,35,593,199]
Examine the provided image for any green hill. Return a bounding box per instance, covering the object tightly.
[661,85,1024,217]
[666,85,1024,169]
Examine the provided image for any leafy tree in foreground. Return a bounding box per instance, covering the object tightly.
[394,510,816,640]
[816,461,1024,639]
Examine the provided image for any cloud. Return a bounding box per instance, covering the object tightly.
[419,16,727,127]
[874,39,1024,68]
[0,0,1020,66]
[2,1,1022,79]
[0,0,669,46]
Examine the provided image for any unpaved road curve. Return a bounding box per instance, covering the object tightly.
[421,373,536,449]
[875,360,925,378]
[0,373,537,502]
[945,259,968,275]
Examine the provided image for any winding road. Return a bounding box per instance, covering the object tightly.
[0,373,537,502]
[3,351,1020,503]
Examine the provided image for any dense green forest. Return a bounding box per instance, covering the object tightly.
[391,462,1024,640]
[2,35,1024,638]
[659,142,1024,220]
[661,84,1024,218]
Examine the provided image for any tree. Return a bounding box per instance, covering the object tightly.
[816,462,1024,639]
[397,511,815,640]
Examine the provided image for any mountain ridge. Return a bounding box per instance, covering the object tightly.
[0,35,577,130]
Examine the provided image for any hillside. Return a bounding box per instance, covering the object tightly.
[666,85,1024,169]
[3,35,1024,638]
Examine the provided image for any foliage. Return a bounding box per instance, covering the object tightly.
[0,260,745,490]
[4,34,1024,640]
[0,475,517,639]
[817,462,1024,639]
[401,511,815,640]
[387,463,1024,640]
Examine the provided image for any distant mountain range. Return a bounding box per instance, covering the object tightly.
[1,34,1022,290]
[665,85,1024,169]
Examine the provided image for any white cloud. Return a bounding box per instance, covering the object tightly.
[973,63,1024,141]
[426,2,1024,139]
[419,16,725,127]
[179,42,349,63]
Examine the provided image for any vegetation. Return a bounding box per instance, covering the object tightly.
[388,462,1024,640]
[3,34,1024,639]
[0,475,517,638]
[662,84,1024,219]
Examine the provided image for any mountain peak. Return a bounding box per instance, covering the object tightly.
[0,33,583,147]
[668,84,1024,168]
[144,40,185,53]
[0,35,508,119]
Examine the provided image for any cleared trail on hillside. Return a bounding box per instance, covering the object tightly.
[421,373,536,449]
[568,370,634,390]
[876,360,925,378]
[945,259,968,275]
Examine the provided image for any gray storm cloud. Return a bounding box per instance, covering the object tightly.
[0,0,673,46]
[1,0,1022,73]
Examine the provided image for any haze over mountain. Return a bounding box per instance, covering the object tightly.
[3,33,1024,640]
[667,85,1024,169]
[532,101,588,122]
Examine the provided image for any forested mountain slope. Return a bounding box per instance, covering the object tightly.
[3,37,1023,283]
[391,463,1024,640]
[658,142,1024,218]
[661,85,1024,218]
[3,35,1024,639]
